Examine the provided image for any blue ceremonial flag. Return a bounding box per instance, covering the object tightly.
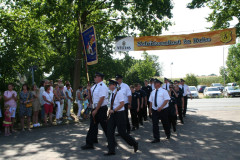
[82,26,98,65]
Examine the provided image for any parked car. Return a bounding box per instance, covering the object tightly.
[197,85,207,93]
[223,86,240,97]
[203,87,222,97]
[226,82,237,87]
[188,86,199,98]
[211,83,224,92]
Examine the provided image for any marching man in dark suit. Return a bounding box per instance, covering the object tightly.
[149,79,171,143]
[105,80,138,156]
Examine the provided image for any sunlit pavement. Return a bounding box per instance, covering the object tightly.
[1,98,240,160]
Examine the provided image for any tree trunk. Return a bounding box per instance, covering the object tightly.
[73,22,84,97]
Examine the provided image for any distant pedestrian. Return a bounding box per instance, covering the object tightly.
[39,80,48,121]
[142,79,152,119]
[19,84,33,131]
[168,84,178,132]
[4,83,17,132]
[54,83,62,124]
[65,84,73,120]
[32,84,41,127]
[179,79,192,117]
[135,83,146,126]
[130,85,140,131]
[59,84,65,120]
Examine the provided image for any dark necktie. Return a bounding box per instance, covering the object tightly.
[111,93,114,104]
[166,84,168,90]
[92,84,97,95]
[155,89,158,107]
[182,85,184,95]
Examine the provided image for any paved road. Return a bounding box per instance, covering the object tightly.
[0,98,240,160]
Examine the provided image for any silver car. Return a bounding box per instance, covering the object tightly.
[223,86,240,97]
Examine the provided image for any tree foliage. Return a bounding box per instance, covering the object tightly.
[125,52,161,85]
[185,73,198,86]
[187,0,240,36]
[0,0,173,92]
[223,43,240,85]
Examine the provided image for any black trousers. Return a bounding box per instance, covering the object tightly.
[107,111,137,153]
[152,108,170,140]
[168,114,177,130]
[143,103,148,119]
[138,105,143,124]
[177,104,183,121]
[124,103,131,132]
[86,106,108,146]
[130,108,139,128]
[183,96,188,116]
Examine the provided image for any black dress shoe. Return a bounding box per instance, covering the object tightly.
[166,136,170,140]
[81,144,94,150]
[133,142,138,153]
[151,139,160,143]
[104,152,116,156]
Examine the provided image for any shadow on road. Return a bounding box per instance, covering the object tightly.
[0,113,240,160]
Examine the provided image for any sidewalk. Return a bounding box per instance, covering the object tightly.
[0,109,240,160]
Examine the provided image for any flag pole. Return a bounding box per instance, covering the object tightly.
[79,19,90,85]
[79,18,95,123]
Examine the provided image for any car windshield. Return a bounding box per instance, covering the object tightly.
[208,88,219,91]
[213,83,221,86]
[189,87,197,91]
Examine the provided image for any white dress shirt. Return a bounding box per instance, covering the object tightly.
[149,88,170,110]
[179,84,191,96]
[162,83,170,91]
[119,82,132,104]
[151,83,155,90]
[91,81,108,108]
[109,89,125,111]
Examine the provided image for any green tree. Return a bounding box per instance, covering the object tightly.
[187,0,240,36]
[1,0,173,93]
[225,44,240,84]
[125,52,159,85]
[185,74,198,86]
[219,66,230,85]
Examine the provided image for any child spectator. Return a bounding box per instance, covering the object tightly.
[3,105,12,136]
[4,83,17,133]
[83,89,90,119]
[76,86,84,120]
